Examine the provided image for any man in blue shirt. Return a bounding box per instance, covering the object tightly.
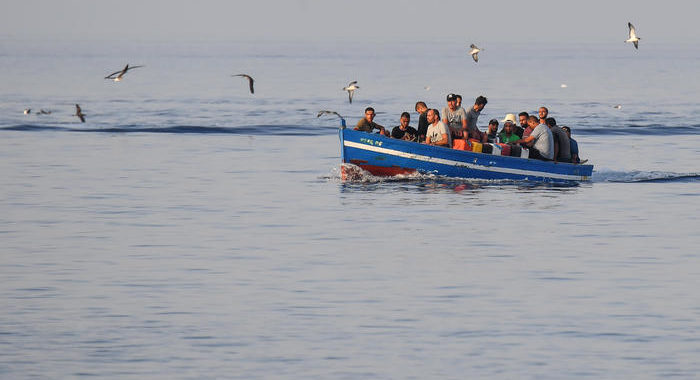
[561,126,580,163]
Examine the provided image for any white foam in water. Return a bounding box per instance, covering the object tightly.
[593,169,700,183]
[338,163,434,183]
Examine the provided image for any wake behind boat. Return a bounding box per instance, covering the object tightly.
[340,128,593,183]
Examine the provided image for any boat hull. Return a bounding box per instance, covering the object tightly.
[340,129,593,183]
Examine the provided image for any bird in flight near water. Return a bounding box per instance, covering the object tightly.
[105,64,144,81]
[318,110,347,128]
[74,104,85,123]
[468,44,482,62]
[625,22,641,49]
[232,74,255,94]
[343,81,359,104]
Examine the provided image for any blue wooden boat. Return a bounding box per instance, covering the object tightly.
[340,128,593,183]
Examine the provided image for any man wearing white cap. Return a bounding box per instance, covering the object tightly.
[498,114,521,144]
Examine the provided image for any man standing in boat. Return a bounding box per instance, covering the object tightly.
[442,93,468,138]
[354,107,389,136]
[425,109,451,148]
[465,95,488,141]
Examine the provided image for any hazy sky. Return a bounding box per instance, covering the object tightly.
[2,0,699,44]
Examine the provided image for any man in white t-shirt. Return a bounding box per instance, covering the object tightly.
[425,109,452,148]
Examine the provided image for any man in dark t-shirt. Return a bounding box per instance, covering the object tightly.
[414,101,429,141]
[391,112,418,141]
[465,95,488,141]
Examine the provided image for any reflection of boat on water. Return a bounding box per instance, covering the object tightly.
[340,128,593,183]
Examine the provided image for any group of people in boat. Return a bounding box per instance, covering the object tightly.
[353,94,582,163]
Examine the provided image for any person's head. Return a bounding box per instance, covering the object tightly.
[446,93,458,110]
[427,108,440,123]
[364,107,376,122]
[474,95,488,111]
[545,117,557,128]
[561,125,571,138]
[538,107,549,120]
[527,115,539,127]
[399,112,411,129]
[415,101,428,114]
[455,94,463,107]
[518,112,529,126]
[488,119,499,132]
[503,121,514,135]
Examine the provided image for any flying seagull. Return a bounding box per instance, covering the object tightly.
[105,64,144,81]
[23,108,31,115]
[232,74,255,94]
[37,109,52,115]
[468,44,481,62]
[74,104,85,123]
[342,81,359,104]
[317,110,346,128]
[625,22,640,49]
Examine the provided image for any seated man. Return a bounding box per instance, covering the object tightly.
[545,117,571,163]
[455,94,463,109]
[498,116,521,144]
[355,107,389,136]
[441,93,467,138]
[425,108,451,147]
[514,115,554,160]
[485,119,499,143]
[517,112,528,138]
[561,126,581,163]
[391,112,418,141]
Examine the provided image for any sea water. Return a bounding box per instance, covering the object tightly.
[1,39,700,379]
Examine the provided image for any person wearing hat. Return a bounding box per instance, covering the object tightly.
[441,93,467,138]
[498,114,521,144]
[486,119,499,143]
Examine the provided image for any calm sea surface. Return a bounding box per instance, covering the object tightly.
[1,40,700,379]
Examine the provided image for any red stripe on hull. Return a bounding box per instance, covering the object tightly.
[342,161,417,180]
